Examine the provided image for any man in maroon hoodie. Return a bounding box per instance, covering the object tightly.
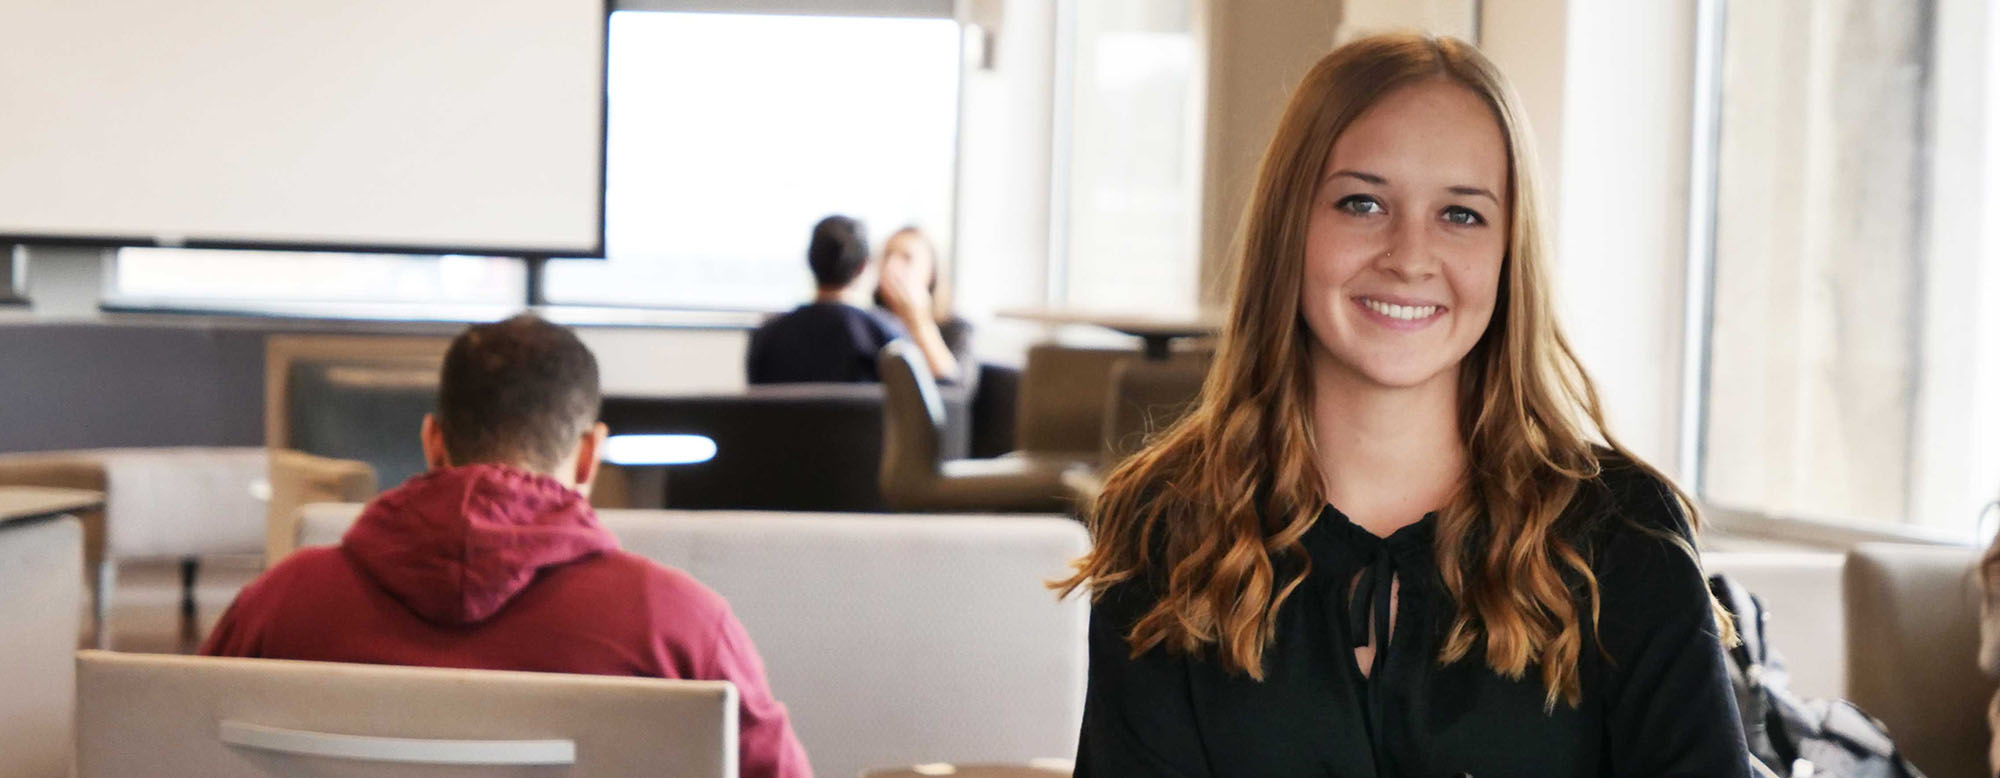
[204,314,812,778]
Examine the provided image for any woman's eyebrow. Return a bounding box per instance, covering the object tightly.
[1325,170,1502,205]
[1325,169,1385,186]
[1448,185,1500,204]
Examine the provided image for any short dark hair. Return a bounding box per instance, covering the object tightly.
[436,314,601,473]
[807,214,869,288]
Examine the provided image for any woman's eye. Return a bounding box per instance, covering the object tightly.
[1335,195,1384,216]
[1442,206,1485,226]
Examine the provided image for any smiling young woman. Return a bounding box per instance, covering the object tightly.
[1052,33,1749,777]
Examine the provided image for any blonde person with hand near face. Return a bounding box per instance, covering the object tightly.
[874,226,968,384]
[1054,33,1749,777]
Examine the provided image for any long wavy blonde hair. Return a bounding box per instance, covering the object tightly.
[1053,32,1727,709]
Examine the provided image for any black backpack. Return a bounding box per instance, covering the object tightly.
[1707,574,1928,778]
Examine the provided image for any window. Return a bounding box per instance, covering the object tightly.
[1696,0,2000,536]
[112,248,524,319]
[541,11,961,311]
[1052,0,1204,316]
[2,245,25,304]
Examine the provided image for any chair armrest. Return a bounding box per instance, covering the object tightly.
[266,449,376,565]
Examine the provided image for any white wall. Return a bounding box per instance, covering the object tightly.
[576,327,747,396]
[1335,0,1474,43]
[1197,0,1344,307]
[1477,0,1568,224]
[1541,3,1696,477]
[950,0,1059,366]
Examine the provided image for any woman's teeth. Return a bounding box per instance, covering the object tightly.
[1362,298,1439,321]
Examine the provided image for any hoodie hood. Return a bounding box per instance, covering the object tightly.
[342,464,616,626]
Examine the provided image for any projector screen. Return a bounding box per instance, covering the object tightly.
[0,0,607,256]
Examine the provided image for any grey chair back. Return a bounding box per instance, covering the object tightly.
[1843,542,1991,778]
[77,650,736,778]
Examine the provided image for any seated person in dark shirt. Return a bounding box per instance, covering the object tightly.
[747,215,959,384]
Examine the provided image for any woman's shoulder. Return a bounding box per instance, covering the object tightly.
[1571,447,1696,547]
[1563,450,1706,590]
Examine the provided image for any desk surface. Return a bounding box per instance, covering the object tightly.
[997,307,1221,338]
[0,486,104,525]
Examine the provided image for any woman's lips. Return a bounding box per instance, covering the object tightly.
[1353,296,1445,330]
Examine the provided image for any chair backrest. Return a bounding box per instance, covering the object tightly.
[1702,549,1848,700]
[265,334,451,489]
[264,449,377,564]
[1100,351,1209,468]
[861,764,1072,778]
[969,362,1022,458]
[91,446,270,558]
[76,650,737,778]
[0,515,82,778]
[298,505,1090,778]
[600,385,970,512]
[1843,542,1991,778]
[1014,345,1130,458]
[879,341,945,500]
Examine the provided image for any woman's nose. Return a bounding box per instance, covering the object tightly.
[1373,216,1438,280]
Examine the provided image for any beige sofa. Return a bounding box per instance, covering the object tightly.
[1704,549,1848,700]
[1707,541,1990,778]
[296,505,1089,778]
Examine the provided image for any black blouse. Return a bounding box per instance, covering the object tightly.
[1075,461,1751,777]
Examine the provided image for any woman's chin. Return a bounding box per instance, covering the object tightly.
[1344,359,1457,391]
[1306,336,1464,392]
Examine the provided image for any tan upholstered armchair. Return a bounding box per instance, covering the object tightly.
[263,449,377,564]
[1099,350,1209,468]
[879,341,1095,513]
[0,447,375,647]
[1843,543,1992,778]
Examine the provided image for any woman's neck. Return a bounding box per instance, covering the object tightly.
[1310,354,1467,538]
